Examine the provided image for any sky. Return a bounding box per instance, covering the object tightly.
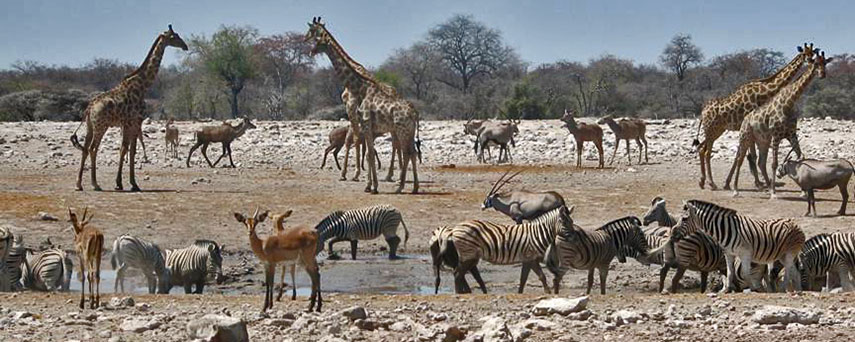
[1,0,852,70]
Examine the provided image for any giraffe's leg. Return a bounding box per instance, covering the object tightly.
[341,140,352,181]
[395,136,411,194]
[115,136,128,191]
[747,144,764,188]
[769,141,781,200]
[128,136,140,192]
[353,135,362,181]
[410,139,419,194]
[364,123,379,194]
[76,127,94,191]
[385,134,397,182]
[698,139,708,189]
[701,127,725,190]
[88,130,107,191]
[756,144,770,191]
[731,139,750,197]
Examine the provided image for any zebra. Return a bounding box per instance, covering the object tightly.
[163,240,224,294]
[429,225,487,294]
[448,206,576,294]
[3,232,26,291]
[110,234,168,294]
[794,233,855,292]
[314,205,409,260]
[661,200,805,293]
[642,197,679,227]
[0,227,12,292]
[546,216,649,295]
[20,248,73,292]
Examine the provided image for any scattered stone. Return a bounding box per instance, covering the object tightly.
[752,306,821,325]
[37,212,58,221]
[186,314,249,342]
[523,318,557,331]
[612,310,643,326]
[12,311,32,320]
[341,306,368,321]
[120,317,161,333]
[471,316,512,342]
[532,296,589,316]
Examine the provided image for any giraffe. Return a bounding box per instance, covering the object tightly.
[730,50,832,199]
[694,43,815,191]
[72,25,188,191]
[305,17,421,194]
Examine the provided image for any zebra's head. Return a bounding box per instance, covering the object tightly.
[555,205,576,240]
[200,241,225,285]
[314,210,344,243]
[641,197,667,226]
[157,266,171,294]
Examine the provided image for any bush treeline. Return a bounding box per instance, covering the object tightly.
[1,15,852,122]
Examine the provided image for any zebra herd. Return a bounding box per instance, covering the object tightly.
[433,197,855,295]
[0,226,224,295]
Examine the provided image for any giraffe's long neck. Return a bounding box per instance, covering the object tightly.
[776,63,818,116]
[321,32,374,92]
[124,35,167,90]
[755,52,808,97]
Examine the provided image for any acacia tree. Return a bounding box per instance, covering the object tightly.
[191,25,259,118]
[255,32,314,118]
[382,42,440,100]
[660,34,703,81]
[428,14,513,93]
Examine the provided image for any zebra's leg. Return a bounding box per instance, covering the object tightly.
[740,255,762,292]
[470,266,488,294]
[529,262,551,294]
[551,270,565,294]
[658,264,670,293]
[350,240,359,260]
[782,253,800,292]
[838,265,854,292]
[700,271,709,293]
[586,268,595,295]
[114,263,126,293]
[723,255,737,293]
[598,266,609,295]
[453,259,477,294]
[184,282,193,294]
[386,236,402,260]
[518,263,531,294]
[195,278,205,294]
[326,237,347,259]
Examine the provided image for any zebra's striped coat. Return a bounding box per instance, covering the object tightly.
[798,233,855,292]
[315,205,409,259]
[164,240,224,294]
[3,232,25,292]
[429,225,487,294]
[675,200,805,292]
[0,227,13,292]
[110,234,168,294]
[547,216,649,295]
[20,248,73,292]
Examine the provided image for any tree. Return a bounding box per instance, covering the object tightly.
[190,25,259,118]
[382,43,440,100]
[501,80,547,119]
[255,32,314,118]
[659,34,703,81]
[428,14,513,93]
[85,58,133,91]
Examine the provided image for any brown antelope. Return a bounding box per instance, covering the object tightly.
[271,209,297,302]
[164,119,179,159]
[561,109,604,168]
[321,126,385,178]
[186,118,256,168]
[482,170,566,224]
[235,208,322,312]
[597,115,648,165]
[67,207,104,309]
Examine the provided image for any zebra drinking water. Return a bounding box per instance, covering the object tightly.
[20,248,73,292]
[163,240,224,294]
[110,234,168,294]
[315,205,409,260]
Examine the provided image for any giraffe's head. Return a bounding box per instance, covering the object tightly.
[796,42,817,63]
[813,50,834,79]
[161,24,188,51]
[305,17,332,56]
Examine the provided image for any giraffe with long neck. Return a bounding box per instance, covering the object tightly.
[72,25,188,191]
[306,17,420,194]
[695,44,815,191]
[730,50,833,199]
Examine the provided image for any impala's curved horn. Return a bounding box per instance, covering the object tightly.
[252,207,260,220]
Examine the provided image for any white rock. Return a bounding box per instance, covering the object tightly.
[120,317,161,333]
[752,306,821,325]
[532,296,589,316]
[186,314,249,342]
[612,310,642,326]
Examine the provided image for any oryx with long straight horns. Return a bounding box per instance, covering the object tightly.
[481,170,566,224]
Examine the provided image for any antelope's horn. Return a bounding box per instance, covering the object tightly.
[495,169,524,194]
[253,207,260,220]
[81,207,89,222]
[489,170,512,196]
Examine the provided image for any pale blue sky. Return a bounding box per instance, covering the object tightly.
[1,0,852,70]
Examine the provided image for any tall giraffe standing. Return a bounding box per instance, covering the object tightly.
[305,17,420,194]
[730,50,832,199]
[695,44,815,190]
[72,25,188,191]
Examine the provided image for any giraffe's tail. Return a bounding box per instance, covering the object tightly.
[691,119,703,152]
[414,107,423,164]
[70,110,89,151]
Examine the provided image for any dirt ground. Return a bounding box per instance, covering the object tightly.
[1,119,855,341]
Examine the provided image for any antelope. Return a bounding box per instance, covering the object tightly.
[597,115,649,165]
[67,207,104,309]
[320,126,385,179]
[271,209,297,302]
[482,170,566,224]
[463,119,498,161]
[164,119,179,159]
[235,208,322,312]
[561,109,604,168]
[475,120,519,164]
[186,118,256,168]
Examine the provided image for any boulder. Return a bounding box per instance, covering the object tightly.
[532,296,589,316]
[340,306,368,321]
[186,314,249,342]
[120,317,161,333]
[611,310,642,326]
[751,306,821,325]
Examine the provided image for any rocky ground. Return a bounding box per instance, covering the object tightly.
[2,117,855,341]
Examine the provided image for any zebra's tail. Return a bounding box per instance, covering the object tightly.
[110,238,120,270]
[400,219,410,250]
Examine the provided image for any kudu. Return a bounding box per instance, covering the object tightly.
[561,109,604,168]
[482,170,566,224]
[597,115,648,165]
[186,118,256,168]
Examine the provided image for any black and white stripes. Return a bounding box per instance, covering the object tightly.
[20,248,73,292]
[110,234,168,294]
[315,205,409,259]
[164,240,224,294]
[798,233,855,291]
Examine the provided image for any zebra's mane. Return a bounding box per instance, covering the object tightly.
[528,206,565,224]
[315,210,346,231]
[595,216,641,233]
[193,239,219,249]
[687,200,738,216]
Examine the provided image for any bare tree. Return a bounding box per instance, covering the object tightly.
[428,14,513,93]
[383,42,439,100]
[659,34,703,81]
[255,32,314,118]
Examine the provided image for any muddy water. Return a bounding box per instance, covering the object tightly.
[67,253,532,296]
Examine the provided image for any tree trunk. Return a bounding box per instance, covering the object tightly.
[230,87,240,119]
